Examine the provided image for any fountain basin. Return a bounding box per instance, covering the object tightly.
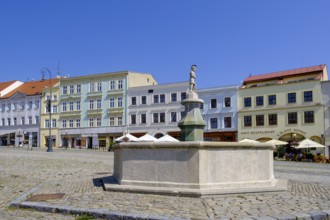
[104,141,287,197]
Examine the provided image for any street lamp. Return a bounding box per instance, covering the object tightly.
[65,129,68,149]
[41,67,53,152]
[17,128,22,147]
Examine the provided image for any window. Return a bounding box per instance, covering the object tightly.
[224,97,231,107]
[90,83,95,92]
[118,117,122,126]
[244,116,252,127]
[141,114,146,124]
[21,117,25,125]
[244,97,252,107]
[110,81,115,90]
[110,117,114,126]
[76,84,81,93]
[268,95,276,105]
[97,99,102,109]
[69,102,74,111]
[256,96,264,106]
[160,94,165,103]
[13,117,17,125]
[304,111,314,123]
[70,85,74,94]
[69,119,74,128]
[141,96,147,105]
[131,97,137,106]
[52,119,56,128]
[76,119,80,128]
[153,113,159,123]
[118,80,123,89]
[62,86,67,95]
[62,102,67,112]
[2,118,5,126]
[131,115,136,125]
[89,100,94,109]
[210,118,218,129]
[256,115,264,126]
[160,112,165,123]
[118,97,123,107]
[171,112,177,122]
[97,82,102,92]
[304,91,313,102]
[181,92,186,101]
[35,100,40,109]
[28,116,32,124]
[211,99,217,108]
[268,114,277,125]
[288,93,296,103]
[53,95,57,101]
[89,118,94,127]
[53,105,57,113]
[288,112,298,124]
[97,118,101,126]
[62,119,67,128]
[76,101,80,111]
[224,117,231,128]
[153,95,159,103]
[28,101,33,109]
[109,98,115,108]
[171,93,177,102]
[35,116,39,124]
[45,119,50,128]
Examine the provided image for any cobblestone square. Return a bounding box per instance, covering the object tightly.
[0,147,329,219]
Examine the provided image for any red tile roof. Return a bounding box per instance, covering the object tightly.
[0,80,18,92]
[243,64,326,84]
[1,78,59,99]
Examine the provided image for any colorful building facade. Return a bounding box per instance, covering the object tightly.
[58,71,157,149]
[238,64,328,150]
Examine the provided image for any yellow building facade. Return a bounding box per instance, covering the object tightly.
[238,64,328,146]
[40,80,60,148]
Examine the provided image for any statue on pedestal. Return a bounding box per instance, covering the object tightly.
[189,65,197,92]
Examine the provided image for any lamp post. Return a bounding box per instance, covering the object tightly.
[65,129,68,149]
[17,128,22,147]
[41,67,53,152]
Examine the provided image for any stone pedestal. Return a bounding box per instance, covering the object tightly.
[178,91,205,141]
[104,141,287,197]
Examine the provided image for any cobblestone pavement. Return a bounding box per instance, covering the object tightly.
[0,147,329,219]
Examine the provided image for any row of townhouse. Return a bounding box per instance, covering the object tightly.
[0,64,329,156]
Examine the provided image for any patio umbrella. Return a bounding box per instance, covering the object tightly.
[238,138,260,143]
[115,133,138,142]
[157,134,180,142]
[266,139,288,146]
[295,139,325,149]
[136,134,159,142]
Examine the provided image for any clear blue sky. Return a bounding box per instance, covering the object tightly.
[1,1,330,88]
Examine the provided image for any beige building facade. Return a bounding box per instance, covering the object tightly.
[40,80,60,148]
[238,65,328,150]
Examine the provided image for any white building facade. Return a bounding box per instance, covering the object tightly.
[198,85,238,142]
[127,82,188,139]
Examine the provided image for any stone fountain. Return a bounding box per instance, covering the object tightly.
[104,65,287,197]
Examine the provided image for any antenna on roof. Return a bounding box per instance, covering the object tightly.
[56,62,62,78]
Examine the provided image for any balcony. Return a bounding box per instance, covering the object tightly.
[87,92,103,98]
[107,108,123,115]
[87,109,102,115]
[60,110,82,117]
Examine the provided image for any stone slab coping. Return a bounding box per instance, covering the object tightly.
[102,176,288,198]
[114,141,276,150]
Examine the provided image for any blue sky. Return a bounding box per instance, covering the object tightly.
[1,1,330,88]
